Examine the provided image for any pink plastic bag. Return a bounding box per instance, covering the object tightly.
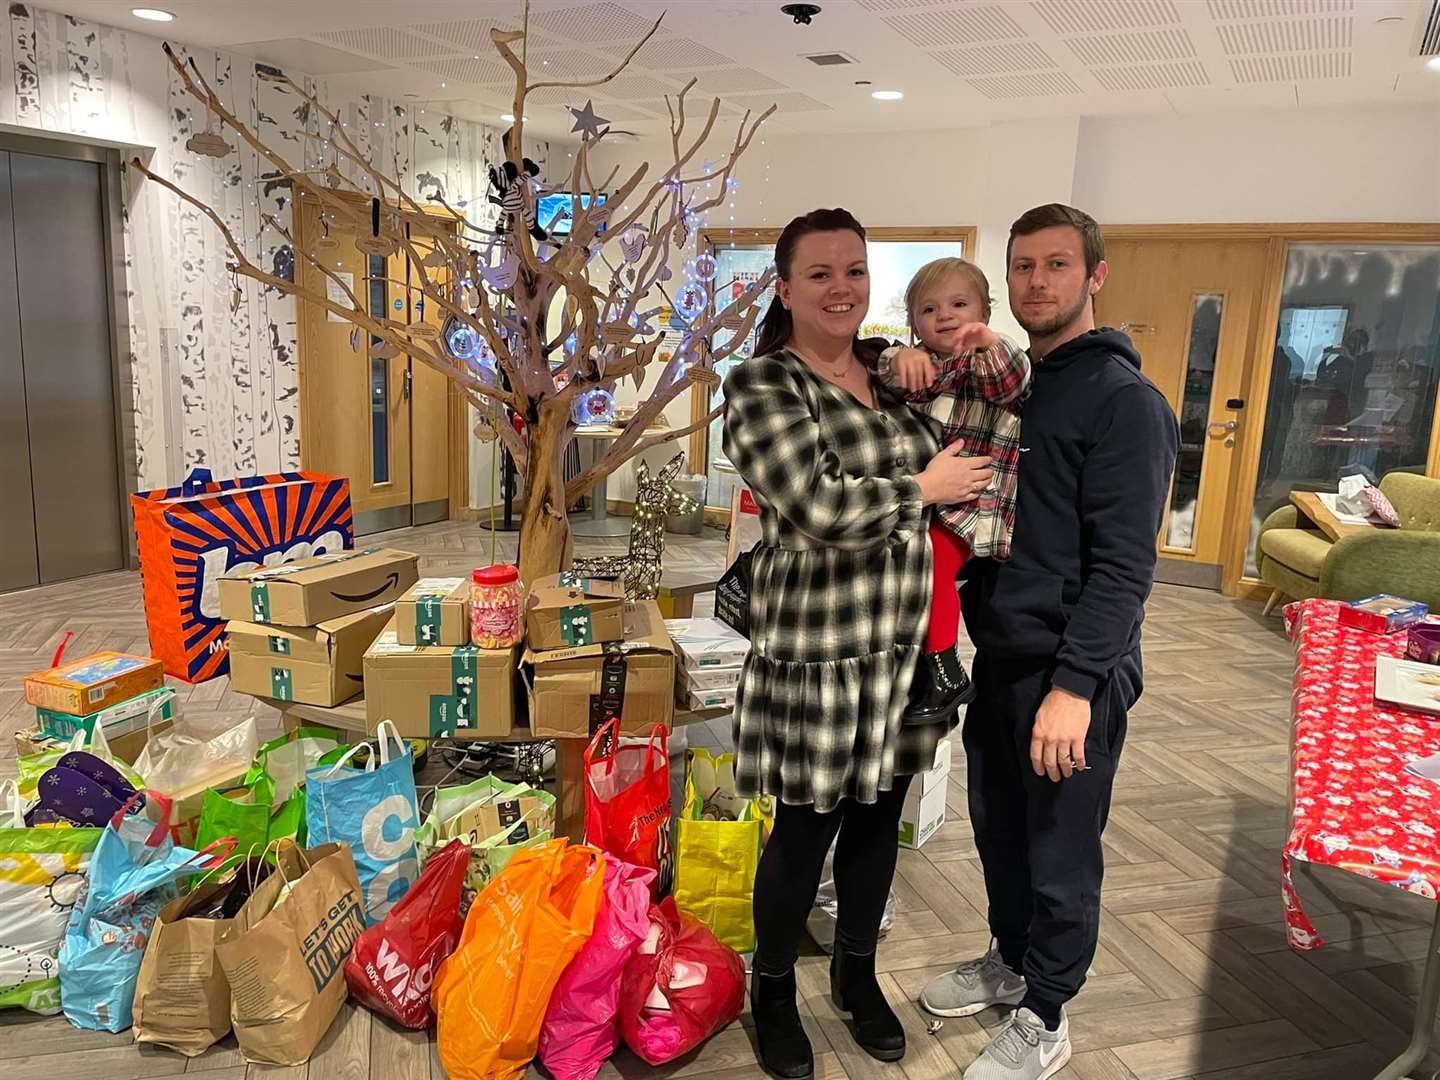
[619,897,747,1066]
[538,859,656,1080]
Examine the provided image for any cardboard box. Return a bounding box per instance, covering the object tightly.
[525,573,625,650]
[527,601,675,738]
[684,685,737,711]
[15,718,173,766]
[36,686,176,741]
[397,578,471,646]
[364,623,517,739]
[217,547,419,626]
[665,618,749,671]
[24,652,166,716]
[1340,594,1429,635]
[899,737,951,850]
[227,605,392,707]
[448,788,556,845]
[682,664,743,691]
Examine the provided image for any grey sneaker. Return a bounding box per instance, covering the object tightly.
[964,1008,1071,1080]
[919,946,1026,1017]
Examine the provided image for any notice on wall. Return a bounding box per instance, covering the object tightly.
[326,273,355,322]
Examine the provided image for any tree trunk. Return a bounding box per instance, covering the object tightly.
[516,400,573,584]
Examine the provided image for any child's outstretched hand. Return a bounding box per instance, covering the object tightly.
[893,346,937,391]
[951,323,1000,355]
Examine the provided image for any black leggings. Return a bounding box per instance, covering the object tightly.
[752,778,913,976]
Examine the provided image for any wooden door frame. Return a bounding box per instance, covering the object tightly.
[689,225,979,475]
[1103,223,1440,599]
[295,191,470,523]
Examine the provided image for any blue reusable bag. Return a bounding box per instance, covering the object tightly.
[59,792,226,1032]
[304,721,419,925]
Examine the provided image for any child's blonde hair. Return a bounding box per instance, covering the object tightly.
[905,257,993,328]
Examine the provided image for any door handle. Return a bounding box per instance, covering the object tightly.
[402,367,413,400]
[1208,420,1237,436]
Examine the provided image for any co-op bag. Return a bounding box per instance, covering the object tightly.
[130,468,353,682]
[216,841,364,1065]
[59,792,230,1033]
[306,721,419,924]
[0,780,102,1015]
[583,719,674,900]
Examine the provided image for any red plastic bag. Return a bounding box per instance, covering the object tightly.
[583,720,673,899]
[345,838,469,1028]
[618,897,746,1065]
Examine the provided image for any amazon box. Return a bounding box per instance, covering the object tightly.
[364,622,517,739]
[396,577,470,646]
[525,573,626,650]
[226,604,393,707]
[24,651,165,716]
[525,600,675,738]
[217,547,418,626]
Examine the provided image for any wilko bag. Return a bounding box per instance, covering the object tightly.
[131,468,352,682]
[583,720,673,900]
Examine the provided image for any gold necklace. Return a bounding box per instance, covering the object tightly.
[792,344,854,379]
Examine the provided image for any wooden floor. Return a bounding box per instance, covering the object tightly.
[3,520,1438,1080]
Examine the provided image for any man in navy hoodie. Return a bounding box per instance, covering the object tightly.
[919,204,1179,1080]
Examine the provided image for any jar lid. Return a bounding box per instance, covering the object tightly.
[472,564,519,585]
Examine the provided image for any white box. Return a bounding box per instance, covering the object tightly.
[685,685,738,711]
[899,737,951,850]
[683,664,743,691]
[665,617,749,671]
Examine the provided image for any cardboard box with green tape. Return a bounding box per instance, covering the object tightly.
[217,547,418,626]
[396,577,470,646]
[525,572,625,650]
[363,621,517,739]
[227,604,392,707]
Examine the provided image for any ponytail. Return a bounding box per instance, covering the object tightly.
[753,294,792,360]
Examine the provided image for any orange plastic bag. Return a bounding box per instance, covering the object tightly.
[433,838,605,1080]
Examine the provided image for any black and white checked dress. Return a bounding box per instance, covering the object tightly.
[722,349,952,812]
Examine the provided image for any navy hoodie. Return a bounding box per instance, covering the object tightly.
[960,328,1179,706]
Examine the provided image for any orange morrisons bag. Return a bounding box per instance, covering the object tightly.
[433,839,605,1080]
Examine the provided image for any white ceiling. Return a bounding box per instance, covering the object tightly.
[60,0,1440,138]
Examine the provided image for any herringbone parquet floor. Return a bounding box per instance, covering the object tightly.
[3,521,1438,1080]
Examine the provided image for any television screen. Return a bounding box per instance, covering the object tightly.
[536,191,607,236]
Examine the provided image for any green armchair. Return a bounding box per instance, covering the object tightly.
[1257,472,1440,614]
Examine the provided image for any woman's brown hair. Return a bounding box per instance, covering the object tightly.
[752,208,868,359]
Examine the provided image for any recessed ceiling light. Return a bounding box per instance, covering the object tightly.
[1428,56,1440,72]
[871,89,903,101]
[131,7,174,20]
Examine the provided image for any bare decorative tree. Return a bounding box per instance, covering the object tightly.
[134,10,774,582]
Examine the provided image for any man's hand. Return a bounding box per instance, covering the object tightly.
[951,323,1000,356]
[893,346,937,392]
[1030,686,1091,782]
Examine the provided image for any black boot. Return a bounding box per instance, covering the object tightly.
[830,946,906,1061]
[750,968,814,1080]
[903,647,975,724]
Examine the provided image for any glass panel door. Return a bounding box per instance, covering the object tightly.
[1164,293,1224,552]
[1247,244,1440,574]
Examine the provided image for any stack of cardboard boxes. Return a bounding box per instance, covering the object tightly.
[521,574,676,737]
[20,651,172,763]
[665,618,748,711]
[220,548,418,707]
[362,577,518,740]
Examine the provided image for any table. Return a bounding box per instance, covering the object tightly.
[1284,599,1440,1079]
[278,696,728,845]
[657,569,720,619]
[571,427,630,538]
[1290,489,1384,542]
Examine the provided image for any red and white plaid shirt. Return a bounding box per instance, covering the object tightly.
[877,335,1030,560]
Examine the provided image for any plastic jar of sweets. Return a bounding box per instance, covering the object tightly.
[471,564,524,648]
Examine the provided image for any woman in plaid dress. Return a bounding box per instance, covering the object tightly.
[722,208,995,1080]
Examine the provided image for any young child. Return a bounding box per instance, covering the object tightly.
[877,257,1031,717]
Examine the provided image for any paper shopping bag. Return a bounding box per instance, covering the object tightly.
[674,749,765,952]
[130,468,353,682]
[216,841,365,1065]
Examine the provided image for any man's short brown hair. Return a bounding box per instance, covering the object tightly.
[1007,203,1105,277]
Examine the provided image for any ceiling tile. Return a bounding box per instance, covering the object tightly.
[856,0,956,10]
[592,74,685,100]
[728,91,832,113]
[1229,51,1352,81]
[883,7,1026,48]
[313,27,454,61]
[966,71,1082,98]
[1207,0,1353,18]
[684,68,786,93]
[408,20,540,54]
[1032,0,1181,35]
[527,49,618,79]
[931,41,1059,78]
[601,36,735,69]
[1216,16,1353,55]
[416,56,513,84]
[1065,28,1196,66]
[531,3,660,43]
[1092,60,1211,90]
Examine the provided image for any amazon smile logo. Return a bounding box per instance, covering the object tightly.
[330,572,400,604]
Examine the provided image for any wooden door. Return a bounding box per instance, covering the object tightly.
[296,195,457,533]
[1096,237,1270,591]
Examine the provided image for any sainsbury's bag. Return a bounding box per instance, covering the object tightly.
[583,720,673,899]
[216,841,365,1065]
[434,839,605,1080]
[538,859,656,1080]
[131,468,353,682]
[306,721,419,924]
[345,838,469,1029]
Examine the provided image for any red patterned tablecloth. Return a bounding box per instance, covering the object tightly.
[1284,599,1440,950]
